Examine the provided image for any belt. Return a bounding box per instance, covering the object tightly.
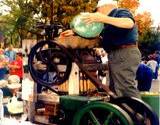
[110,44,137,51]
[118,44,137,49]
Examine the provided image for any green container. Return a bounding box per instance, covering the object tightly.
[60,96,104,124]
[141,92,160,117]
[70,13,104,38]
[60,95,103,111]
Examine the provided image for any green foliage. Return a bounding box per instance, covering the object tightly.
[139,29,160,45]
[54,0,98,28]
[139,29,160,55]
[34,0,98,28]
[0,0,99,46]
[0,0,41,46]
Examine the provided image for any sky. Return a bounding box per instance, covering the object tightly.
[0,0,160,26]
[137,0,160,27]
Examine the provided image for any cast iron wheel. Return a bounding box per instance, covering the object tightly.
[28,40,72,87]
[110,97,159,125]
[72,102,134,125]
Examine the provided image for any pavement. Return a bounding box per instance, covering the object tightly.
[150,70,160,93]
[150,78,160,93]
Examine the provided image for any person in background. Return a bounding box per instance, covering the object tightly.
[60,0,141,98]
[136,60,153,91]
[146,58,158,80]
[4,44,16,62]
[0,47,9,80]
[151,51,160,79]
[8,53,24,83]
[155,51,160,79]
[155,51,160,66]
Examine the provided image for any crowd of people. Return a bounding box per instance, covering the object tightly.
[0,43,24,103]
[0,44,23,81]
[0,44,24,118]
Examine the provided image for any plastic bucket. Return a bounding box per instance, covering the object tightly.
[141,92,160,117]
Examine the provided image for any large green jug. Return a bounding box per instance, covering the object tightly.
[70,13,104,38]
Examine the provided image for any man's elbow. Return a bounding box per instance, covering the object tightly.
[126,19,134,29]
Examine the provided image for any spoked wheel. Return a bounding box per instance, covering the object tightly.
[28,40,72,88]
[110,97,159,125]
[72,102,134,125]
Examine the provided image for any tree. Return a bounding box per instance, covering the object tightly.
[0,0,40,46]
[139,29,160,56]
[54,0,98,28]
[135,12,153,36]
[32,0,98,28]
[118,0,139,14]
[1,0,99,46]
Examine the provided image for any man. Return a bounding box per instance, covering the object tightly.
[136,61,153,91]
[61,0,141,98]
[4,44,16,62]
[147,58,158,79]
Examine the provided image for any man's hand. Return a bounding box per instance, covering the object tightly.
[60,29,74,37]
[82,12,105,24]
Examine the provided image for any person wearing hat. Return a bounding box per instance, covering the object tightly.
[60,0,141,98]
[8,52,24,83]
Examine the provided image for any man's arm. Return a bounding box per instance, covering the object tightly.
[82,12,134,29]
